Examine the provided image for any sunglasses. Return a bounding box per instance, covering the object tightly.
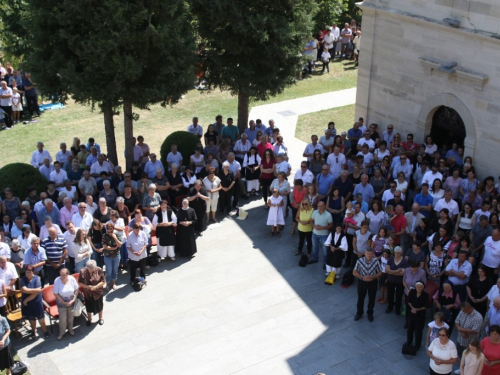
[302,203,309,206]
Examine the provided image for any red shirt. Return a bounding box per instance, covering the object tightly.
[257,142,273,158]
[260,158,276,180]
[392,214,407,245]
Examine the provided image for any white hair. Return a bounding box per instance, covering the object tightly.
[149,183,157,190]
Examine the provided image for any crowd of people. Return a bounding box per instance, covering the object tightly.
[301,21,361,77]
[0,62,41,130]
[0,103,499,374]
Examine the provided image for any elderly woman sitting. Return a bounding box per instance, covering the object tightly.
[142,183,162,221]
[99,180,118,208]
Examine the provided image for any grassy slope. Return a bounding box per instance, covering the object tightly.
[2,61,357,166]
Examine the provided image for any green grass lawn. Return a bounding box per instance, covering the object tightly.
[1,60,357,166]
[295,103,356,143]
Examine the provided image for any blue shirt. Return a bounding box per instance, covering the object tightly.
[41,235,68,263]
[86,153,98,167]
[316,173,335,196]
[347,128,362,144]
[414,193,433,217]
[0,317,10,347]
[353,183,375,204]
[86,142,101,154]
[352,200,369,214]
[244,128,258,143]
[22,77,37,96]
[11,224,30,239]
[23,247,47,272]
[37,206,61,226]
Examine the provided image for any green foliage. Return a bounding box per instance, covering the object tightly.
[313,0,347,31]
[190,0,316,102]
[340,0,362,26]
[160,131,200,170]
[0,163,47,200]
[22,0,197,168]
[0,0,29,61]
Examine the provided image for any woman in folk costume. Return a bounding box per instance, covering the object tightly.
[324,223,348,279]
[267,188,285,237]
[152,200,177,261]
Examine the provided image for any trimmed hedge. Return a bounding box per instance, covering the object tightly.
[0,163,48,201]
[160,131,200,169]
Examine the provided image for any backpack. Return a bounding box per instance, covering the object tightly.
[341,270,354,288]
[132,277,147,292]
[147,253,160,267]
[299,254,309,267]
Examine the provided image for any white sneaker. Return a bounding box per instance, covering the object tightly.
[453,370,460,375]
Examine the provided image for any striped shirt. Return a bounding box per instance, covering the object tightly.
[41,235,68,263]
[354,256,381,277]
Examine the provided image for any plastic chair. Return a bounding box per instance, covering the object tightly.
[42,285,59,333]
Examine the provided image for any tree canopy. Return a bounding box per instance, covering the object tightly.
[191,0,316,132]
[22,0,196,168]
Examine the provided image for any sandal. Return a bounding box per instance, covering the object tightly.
[289,229,295,236]
[276,232,281,237]
[294,250,302,256]
[44,332,50,338]
[270,232,275,237]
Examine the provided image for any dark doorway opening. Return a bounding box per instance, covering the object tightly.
[430,106,466,147]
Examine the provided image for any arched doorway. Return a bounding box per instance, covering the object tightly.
[417,93,476,159]
[430,106,466,148]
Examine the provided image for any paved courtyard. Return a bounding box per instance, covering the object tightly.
[16,89,430,374]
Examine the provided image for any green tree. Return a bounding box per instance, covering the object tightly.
[0,0,29,62]
[190,0,316,133]
[23,0,196,169]
[313,0,347,31]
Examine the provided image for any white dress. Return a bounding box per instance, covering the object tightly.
[11,93,22,111]
[267,195,285,226]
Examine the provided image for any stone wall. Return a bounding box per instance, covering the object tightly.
[356,1,500,178]
[361,0,500,35]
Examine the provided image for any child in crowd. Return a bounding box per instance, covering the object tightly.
[11,87,22,124]
[426,312,449,348]
[321,46,331,74]
[377,249,391,303]
[382,204,395,231]
[267,188,284,237]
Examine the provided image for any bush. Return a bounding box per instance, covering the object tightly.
[0,163,48,201]
[160,131,200,170]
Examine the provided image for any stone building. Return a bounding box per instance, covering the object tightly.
[356,0,500,177]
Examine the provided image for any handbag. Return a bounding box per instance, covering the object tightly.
[324,271,335,285]
[73,296,84,317]
[11,361,28,375]
[401,343,417,356]
[299,254,308,267]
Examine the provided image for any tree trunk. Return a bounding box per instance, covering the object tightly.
[102,101,118,167]
[237,91,249,134]
[123,100,134,171]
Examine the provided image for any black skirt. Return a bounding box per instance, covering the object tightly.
[326,249,345,268]
[85,295,104,314]
[0,344,13,370]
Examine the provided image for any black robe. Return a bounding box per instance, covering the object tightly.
[176,208,197,257]
[154,208,176,247]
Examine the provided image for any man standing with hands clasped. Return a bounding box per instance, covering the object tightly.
[353,248,382,322]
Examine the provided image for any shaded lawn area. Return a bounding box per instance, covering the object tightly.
[295,104,356,143]
[0,63,356,166]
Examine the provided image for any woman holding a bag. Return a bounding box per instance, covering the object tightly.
[53,268,80,340]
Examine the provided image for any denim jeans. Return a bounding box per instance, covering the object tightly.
[103,255,120,283]
[120,241,128,265]
[311,233,329,262]
[75,258,90,273]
